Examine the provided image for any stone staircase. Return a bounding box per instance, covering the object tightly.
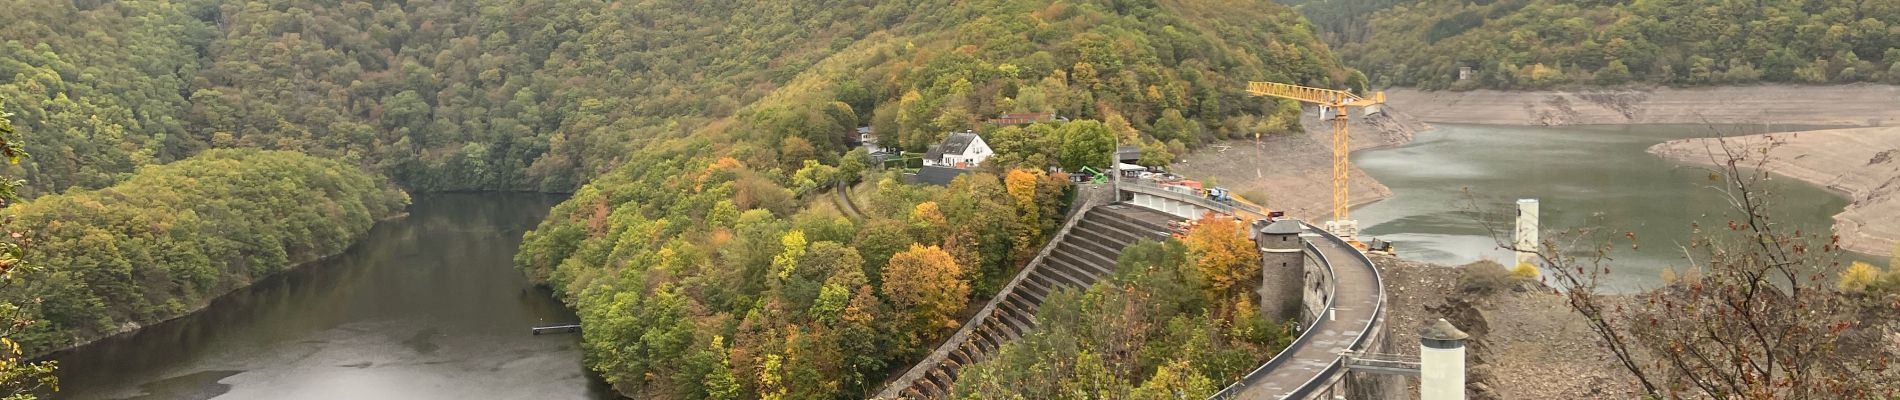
[892,204,1177,398]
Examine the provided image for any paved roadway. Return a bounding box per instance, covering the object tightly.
[1233,227,1381,398]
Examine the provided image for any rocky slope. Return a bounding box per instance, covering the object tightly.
[1374,255,1639,399]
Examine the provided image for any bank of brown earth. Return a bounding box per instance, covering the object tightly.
[1383,84,1900,126]
[1649,127,1900,258]
[1170,106,1426,220]
[1375,255,1640,399]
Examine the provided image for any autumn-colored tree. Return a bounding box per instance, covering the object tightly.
[1130,360,1218,399]
[780,136,818,168]
[951,240,1284,398]
[1839,261,1881,292]
[1004,169,1042,261]
[880,244,970,345]
[772,230,808,275]
[757,352,788,400]
[908,201,948,244]
[1181,213,1261,318]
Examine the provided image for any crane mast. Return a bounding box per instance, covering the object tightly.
[1246,81,1385,242]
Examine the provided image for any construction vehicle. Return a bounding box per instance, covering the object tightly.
[1072,166,1109,184]
[1205,186,1233,204]
[1246,81,1385,246]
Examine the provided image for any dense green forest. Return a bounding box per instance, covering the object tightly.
[1280,0,1409,46]
[0,0,1347,198]
[953,218,1288,398]
[2,149,407,354]
[502,0,1354,397]
[1297,0,1900,89]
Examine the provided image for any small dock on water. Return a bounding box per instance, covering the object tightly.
[530,324,581,335]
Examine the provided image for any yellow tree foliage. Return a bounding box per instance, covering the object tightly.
[758,352,787,400]
[908,201,947,243]
[1004,169,1043,260]
[772,230,807,281]
[881,244,970,334]
[1839,261,1882,292]
[1182,213,1261,308]
[1129,360,1217,399]
[1510,263,1540,279]
[1103,110,1140,142]
[1004,169,1040,213]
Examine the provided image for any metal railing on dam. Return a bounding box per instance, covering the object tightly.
[1211,222,1387,399]
[1116,178,1274,221]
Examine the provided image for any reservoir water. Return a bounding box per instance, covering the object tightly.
[50,193,618,400]
[1352,124,1876,290]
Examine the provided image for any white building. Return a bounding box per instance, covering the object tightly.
[858,127,885,153]
[923,131,991,168]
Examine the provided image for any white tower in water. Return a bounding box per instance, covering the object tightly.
[1514,198,1539,268]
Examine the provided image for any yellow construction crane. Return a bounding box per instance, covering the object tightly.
[1246,81,1384,241]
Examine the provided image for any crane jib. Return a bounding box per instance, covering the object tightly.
[1244,80,1385,244]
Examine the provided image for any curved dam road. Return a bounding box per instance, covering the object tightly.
[1223,225,1382,399]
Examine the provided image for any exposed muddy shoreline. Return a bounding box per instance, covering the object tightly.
[1650,127,1900,257]
[1383,84,1900,127]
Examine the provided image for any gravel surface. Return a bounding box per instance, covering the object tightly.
[1169,107,1423,221]
[1373,254,1639,399]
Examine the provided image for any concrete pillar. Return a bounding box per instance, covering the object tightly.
[1256,219,1305,323]
[1420,318,1469,400]
[1514,198,1539,268]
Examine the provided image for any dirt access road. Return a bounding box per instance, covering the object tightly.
[1170,107,1425,220]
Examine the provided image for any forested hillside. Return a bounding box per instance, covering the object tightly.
[3,149,408,354]
[0,0,1346,197]
[2,0,937,194]
[505,0,1355,398]
[1280,0,1409,45]
[1309,0,1900,90]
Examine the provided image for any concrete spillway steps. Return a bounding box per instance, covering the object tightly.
[892,204,1177,399]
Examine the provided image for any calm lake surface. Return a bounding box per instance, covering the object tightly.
[1352,124,1877,290]
[51,193,619,400]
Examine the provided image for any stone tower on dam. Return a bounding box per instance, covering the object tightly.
[1256,219,1306,322]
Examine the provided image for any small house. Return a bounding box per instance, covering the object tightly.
[922,131,991,168]
[855,127,888,154]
